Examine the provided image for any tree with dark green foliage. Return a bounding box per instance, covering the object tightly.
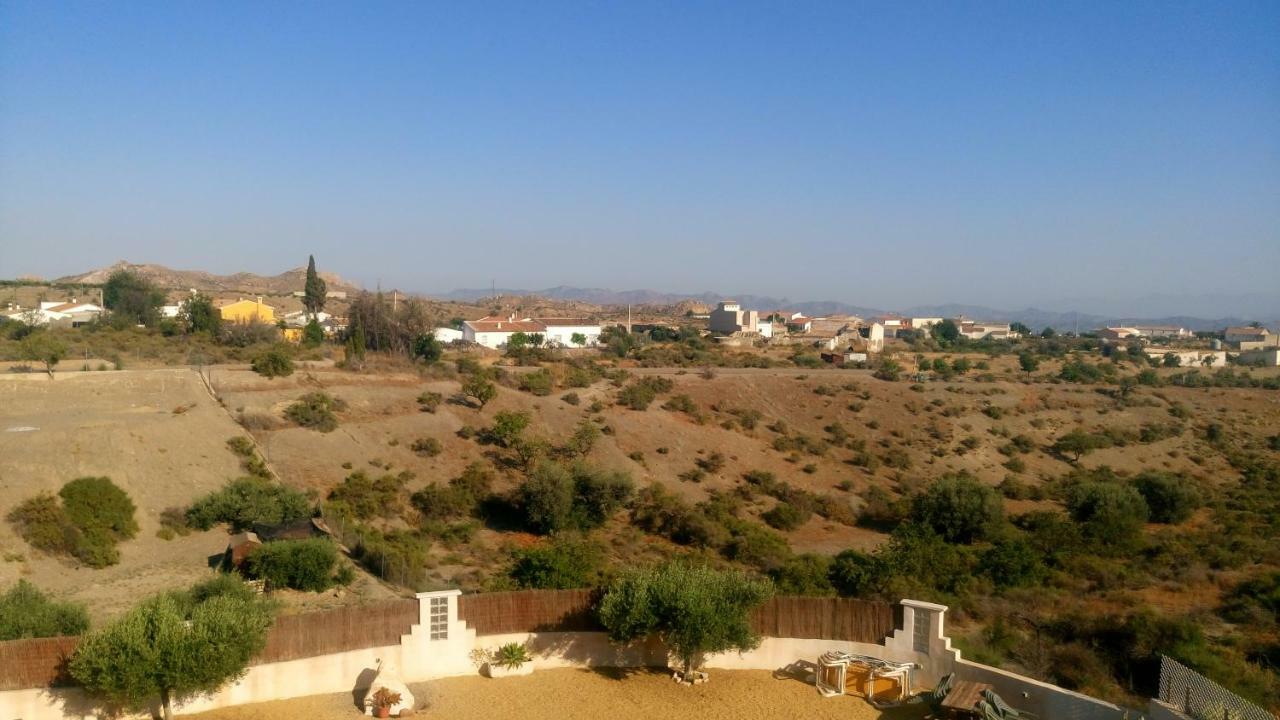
[303,255,327,318]
[1010,322,1032,336]
[1018,351,1040,373]
[978,540,1045,589]
[186,476,311,532]
[1053,429,1105,462]
[303,318,324,346]
[180,293,222,336]
[931,319,961,344]
[1132,471,1199,524]
[69,579,275,720]
[1041,327,1057,338]
[509,535,604,589]
[0,580,90,640]
[828,549,882,597]
[769,554,835,596]
[246,538,345,592]
[251,345,294,378]
[102,269,165,327]
[59,476,139,542]
[1066,481,1149,550]
[345,320,367,364]
[518,460,634,534]
[598,560,772,680]
[412,332,443,363]
[909,473,1004,543]
[487,410,531,448]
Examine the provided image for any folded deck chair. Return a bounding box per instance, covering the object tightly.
[931,673,955,708]
[982,688,1035,720]
[976,699,1006,720]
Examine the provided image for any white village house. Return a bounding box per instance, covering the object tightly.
[462,315,602,349]
[709,301,773,338]
[3,300,104,327]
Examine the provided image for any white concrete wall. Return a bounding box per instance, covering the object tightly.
[952,658,1127,720]
[543,325,601,347]
[0,594,1134,720]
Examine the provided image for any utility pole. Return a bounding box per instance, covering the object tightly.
[627,304,632,333]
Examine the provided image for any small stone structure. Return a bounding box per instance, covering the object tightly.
[363,659,414,717]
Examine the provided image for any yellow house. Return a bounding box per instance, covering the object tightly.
[218,297,276,325]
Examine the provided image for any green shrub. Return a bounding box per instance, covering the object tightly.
[561,392,581,405]
[1132,471,1199,524]
[509,535,604,589]
[518,461,634,534]
[245,538,343,592]
[8,478,139,568]
[617,377,674,410]
[978,540,1045,589]
[327,471,409,520]
[7,494,79,555]
[251,346,294,378]
[518,368,554,396]
[762,502,811,531]
[186,477,311,532]
[285,392,345,432]
[829,550,882,597]
[59,477,138,541]
[1066,482,1149,550]
[909,473,1003,543]
[410,462,493,522]
[769,554,835,596]
[411,437,443,457]
[416,391,442,413]
[0,580,90,640]
[351,529,430,588]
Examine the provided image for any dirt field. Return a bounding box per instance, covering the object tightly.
[185,667,930,720]
[4,356,1279,622]
[207,357,1280,588]
[0,368,398,621]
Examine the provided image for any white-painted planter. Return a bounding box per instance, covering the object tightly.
[484,662,534,679]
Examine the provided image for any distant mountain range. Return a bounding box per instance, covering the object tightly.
[53,261,360,296]
[435,286,1276,332]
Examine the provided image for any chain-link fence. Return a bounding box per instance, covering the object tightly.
[1158,656,1275,720]
[321,509,425,591]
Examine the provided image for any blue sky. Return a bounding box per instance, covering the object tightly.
[1,1,1277,315]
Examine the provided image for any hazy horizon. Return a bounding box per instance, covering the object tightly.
[2,2,1277,315]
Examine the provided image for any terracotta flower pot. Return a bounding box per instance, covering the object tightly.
[376,706,391,718]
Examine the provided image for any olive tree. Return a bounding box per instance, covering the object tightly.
[598,561,772,680]
[20,332,67,376]
[462,375,497,409]
[69,581,274,720]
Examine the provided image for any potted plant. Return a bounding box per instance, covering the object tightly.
[483,641,534,678]
[371,687,401,718]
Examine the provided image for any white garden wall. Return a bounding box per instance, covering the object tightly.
[0,593,1133,720]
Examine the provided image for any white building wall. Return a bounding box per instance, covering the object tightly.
[0,595,1128,720]
[543,324,601,347]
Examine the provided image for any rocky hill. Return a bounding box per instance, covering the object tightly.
[54,261,360,296]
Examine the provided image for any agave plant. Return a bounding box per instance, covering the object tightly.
[492,642,532,669]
